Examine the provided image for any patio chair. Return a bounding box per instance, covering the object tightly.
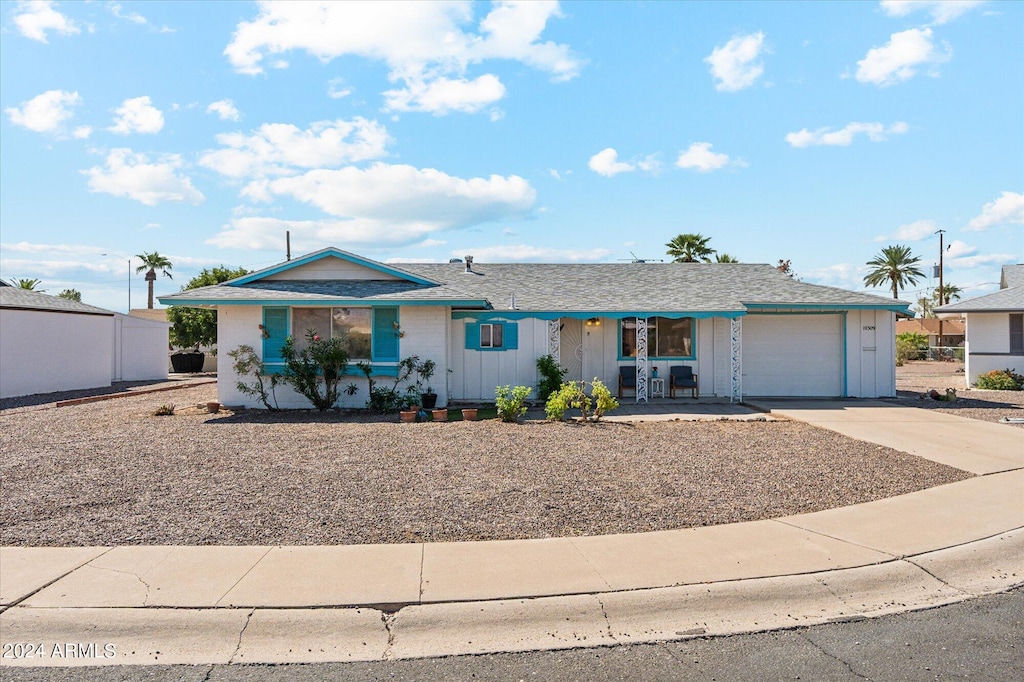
[669,365,699,399]
[618,365,636,398]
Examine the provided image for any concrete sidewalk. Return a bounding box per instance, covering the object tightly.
[2,402,1022,667]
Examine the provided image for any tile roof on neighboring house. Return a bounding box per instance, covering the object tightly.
[0,287,115,316]
[937,264,1024,314]
[161,251,910,316]
[896,318,965,335]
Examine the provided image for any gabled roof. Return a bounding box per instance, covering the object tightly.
[937,264,1024,314]
[0,287,115,316]
[161,250,910,316]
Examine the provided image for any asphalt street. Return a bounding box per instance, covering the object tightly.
[2,588,1019,682]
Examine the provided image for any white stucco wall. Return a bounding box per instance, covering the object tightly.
[113,314,170,382]
[964,313,1022,386]
[216,305,449,409]
[0,309,113,399]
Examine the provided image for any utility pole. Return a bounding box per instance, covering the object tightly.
[936,229,945,357]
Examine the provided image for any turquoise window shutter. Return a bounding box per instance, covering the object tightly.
[504,322,518,350]
[262,307,289,364]
[372,307,400,361]
[465,322,481,350]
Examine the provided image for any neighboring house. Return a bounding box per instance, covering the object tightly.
[129,307,218,373]
[159,248,911,409]
[936,264,1024,387]
[0,288,169,399]
[895,318,965,348]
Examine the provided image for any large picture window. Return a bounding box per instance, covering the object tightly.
[621,317,694,358]
[292,307,373,360]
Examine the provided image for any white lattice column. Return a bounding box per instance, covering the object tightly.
[547,319,560,362]
[730,317,742,403]
[636,317,649,403]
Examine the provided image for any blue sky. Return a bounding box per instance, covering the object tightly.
[1,0,1021,313]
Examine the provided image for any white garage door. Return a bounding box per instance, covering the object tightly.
[743,314,843,396]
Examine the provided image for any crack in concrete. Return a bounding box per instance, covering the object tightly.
[88,564,153,606]
[199,662,216,682]
[418,544,425,603]
[228,608,255,664]
[798,630,872,681]
[0,547,115,611]
[906,559,974,597]
[215,546,274,607]
[771,518,900,561]
[381,611,397,660]
[595,596,618,644]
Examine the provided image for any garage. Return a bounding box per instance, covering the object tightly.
[742,314,843,396]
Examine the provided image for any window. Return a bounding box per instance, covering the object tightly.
[621,317,694,358]
[1011,314,1024,354]
[481,323,503,348]
[291,307,374,360]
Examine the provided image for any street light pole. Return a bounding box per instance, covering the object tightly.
[936,229,945,356]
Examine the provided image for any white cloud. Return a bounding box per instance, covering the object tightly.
[636,154,662,173]
[675,142,733,172]
[383,74,506,115]
[13,1,79,42]
[327,78,352,99]
[223,1,581,115]
[206,99,240,121]
[452,245,612,262]
[855,28,951,86]
[705,32,767,92]
[880,1,984,25]
[82,148,204,206]
[4,89,81,133]
[785,121,909,147]
[938,239,1016,271]
[875,219,938,242]
[804,263,866,291]
[108,96,165,134]
[72,125,93,139]
[207,163,535,250]
[945,239,976,258]
[588,148,635,177]
[199,118,390,179]
[108,2,147,25]
[965,191,1024,231]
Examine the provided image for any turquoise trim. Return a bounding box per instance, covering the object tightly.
[371,307,400,362]
[261,306,289,365]
[229,248,438,287]
[616,316,697,362]
[465,321,518,351]
[842,312,848,397]
[160,297,488,307]
[744,303,910,313]
[451,310,743,321]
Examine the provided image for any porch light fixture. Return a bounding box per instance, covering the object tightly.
[585,317,601,327]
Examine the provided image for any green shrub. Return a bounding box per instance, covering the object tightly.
[495,385,532,422]
[153,403,175,416]
[358,358,418,413]
[545,379,620,422]
[895,331,928,365]
[228,344,281,410]
[536,354,568,401]
[975,369,1024,391]
[281,330,350,411]
[590,379,619,422]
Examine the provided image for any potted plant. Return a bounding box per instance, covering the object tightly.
[432,408,448,421]
[461,407,478,421]
[412,357,438,410]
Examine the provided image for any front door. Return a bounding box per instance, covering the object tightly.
[560,317,584,382]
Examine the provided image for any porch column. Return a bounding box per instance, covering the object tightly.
[730,317,742,403]
[547,319,560,363]
[636,316,649,403]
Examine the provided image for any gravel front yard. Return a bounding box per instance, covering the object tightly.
[895,361,1024,426]
[0,385,971,547]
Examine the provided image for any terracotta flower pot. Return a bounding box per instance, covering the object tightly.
[206,401,220,414]
[400,410,417,423]
[461,408,478,421]
[432,408,448,422]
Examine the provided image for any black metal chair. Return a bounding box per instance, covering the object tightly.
[669,365,699,399]
[618,365,636,398]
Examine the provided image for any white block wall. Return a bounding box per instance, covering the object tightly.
[216,305,450,409]
[964,313,1021,386]
[0,309,113,399]
[113,314,169,382]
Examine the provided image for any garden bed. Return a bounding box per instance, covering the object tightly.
[0,385,971,546]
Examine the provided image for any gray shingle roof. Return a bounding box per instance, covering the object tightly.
[936,266,1024,313]
[0,287,115,315]
[161,257,907,313]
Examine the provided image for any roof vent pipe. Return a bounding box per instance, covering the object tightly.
[464,255,473,273]
[509,292,517,310]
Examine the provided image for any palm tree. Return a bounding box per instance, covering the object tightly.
[932,283,962,307]
[57,288,82,302]
[863,245,924,300]
[666,233,715,263]
[715,253,739,263]
[16,278,43,291]
[135,251,173,309]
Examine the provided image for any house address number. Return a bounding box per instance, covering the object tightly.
[862,326,876,330]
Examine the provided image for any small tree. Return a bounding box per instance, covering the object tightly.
[281,330,351,411]
[495,385,532,422]
[57,289,82,302]
[536,354,567,400]
[167,266,248,349]
[228,344,282,410]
